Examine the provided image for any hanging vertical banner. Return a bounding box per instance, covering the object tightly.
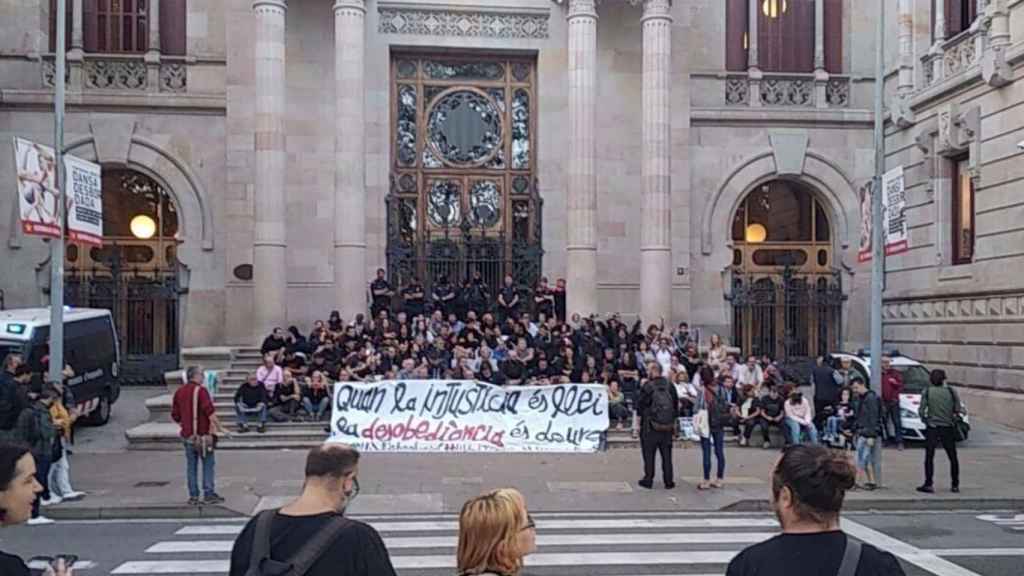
[13,137,61,238]
[858,167,909,263]
[882,166,908,256]
[857,180,873,262]
[64,155,103,246]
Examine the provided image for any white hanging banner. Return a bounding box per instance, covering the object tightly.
[64,155,103,246]
[882,166,909,257]
[328,380,609,453]
[13,137,61,239]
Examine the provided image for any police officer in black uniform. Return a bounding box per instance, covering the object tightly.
[369,268,394,319]
[497,274,520,324]
[401,276,426,319]
[431,275,456,317]
[466,270,490,318]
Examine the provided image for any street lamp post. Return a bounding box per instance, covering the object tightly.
[870,0,886,485]
[49,0,68,386]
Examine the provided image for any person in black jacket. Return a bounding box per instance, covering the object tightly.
[0,354,25,441]
[636,363,679,490]
[234,375,269,434]
[851,378,881,490]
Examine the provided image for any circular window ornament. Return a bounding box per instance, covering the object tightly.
[426,89,503,167]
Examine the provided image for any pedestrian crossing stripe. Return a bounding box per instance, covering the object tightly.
[174,516,779,536]
[147,531,779,553]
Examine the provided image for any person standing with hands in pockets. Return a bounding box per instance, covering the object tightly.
[851,378,882,490]
[916,369,962,494]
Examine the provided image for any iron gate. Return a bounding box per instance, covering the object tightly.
[64,245,181,384]
[386,193,544,300]
[729,267,844,361]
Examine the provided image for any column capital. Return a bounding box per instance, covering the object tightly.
[252,0,287,13]
[333,0,366,14]
[629,0,673,20]
[554,0,598,20]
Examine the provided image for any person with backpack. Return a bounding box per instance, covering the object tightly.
[636,362,679,489]
[228,444,397,576]
[916,369,962,494]
[726,444,905,576]
[14,381,58,525]
[694,368,732,490]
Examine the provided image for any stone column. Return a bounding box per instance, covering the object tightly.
[333,0,367,318]
[68,0,84,90]
[747,0,762,107]
[639,0,672,323]
[930,0,946,82]
[565,0,599,318]
[145,0,161,92]
[982,0,1012,87]
[252,0,288,340]
[897,0,914,95]
[892,0,916,127]
[813,0,825,71]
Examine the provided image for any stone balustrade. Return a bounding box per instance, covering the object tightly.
[42,53,188,93]
[724,73,851,109]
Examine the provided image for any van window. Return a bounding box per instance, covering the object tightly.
[0,341,26,360]
[26,316,116,373]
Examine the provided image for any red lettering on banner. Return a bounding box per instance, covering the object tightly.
[358,415,505,449]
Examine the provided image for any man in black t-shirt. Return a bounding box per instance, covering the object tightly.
[369,269,394,319]
[401,277,426,319]
[726,444,904,576]
[496,274,520,323]
[229,445,397,576]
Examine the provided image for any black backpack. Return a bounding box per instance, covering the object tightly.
[244,509,351,576]
[647,380,676,433]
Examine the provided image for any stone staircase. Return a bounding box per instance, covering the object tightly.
[127,347,684,451]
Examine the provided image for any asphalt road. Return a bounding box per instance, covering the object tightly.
[1,510,1022,575]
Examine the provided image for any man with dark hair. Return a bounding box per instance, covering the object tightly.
[370,268,394,319]
[229,445,397,576]
[636,362,679,490]
[727,444,905,576]
[401,276,426,319]
[0,353,24,440]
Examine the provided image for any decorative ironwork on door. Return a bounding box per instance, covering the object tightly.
[729,268,844,361]
[388,53,543,294]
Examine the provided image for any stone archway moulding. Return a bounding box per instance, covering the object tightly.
[61,132,215,261]
[700,149,859,265]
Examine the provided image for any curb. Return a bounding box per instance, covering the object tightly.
[46,504,248,521]
[723,498,1024,512]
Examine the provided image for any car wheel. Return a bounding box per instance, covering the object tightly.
[83,393,111,427]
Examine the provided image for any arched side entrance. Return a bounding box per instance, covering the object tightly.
[64,169,181,384]
[728,180,844,360]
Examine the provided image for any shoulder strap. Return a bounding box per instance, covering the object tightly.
[248,509,278,574]
[191,385,200,436]
[837,538,862,576]
[286,516,352,576]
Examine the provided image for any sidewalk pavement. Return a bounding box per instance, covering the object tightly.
[48,437,1024,520]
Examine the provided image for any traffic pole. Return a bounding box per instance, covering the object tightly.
[870,0,886,486]
[49,0,67,386]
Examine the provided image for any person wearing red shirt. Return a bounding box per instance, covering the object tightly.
[172,366,224,506]
[880,355,905,450]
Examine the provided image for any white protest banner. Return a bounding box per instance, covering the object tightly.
[64,155,103,246]
[328,380,609,453]
[13,137,61,238]
[882,166,908,256]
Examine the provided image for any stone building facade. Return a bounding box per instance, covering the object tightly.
[0,0,1022,420]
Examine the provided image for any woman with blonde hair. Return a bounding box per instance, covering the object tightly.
[707,333,728,369]
[457,488,536,576]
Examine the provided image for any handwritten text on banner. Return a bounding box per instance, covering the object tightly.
[328,380,609,453]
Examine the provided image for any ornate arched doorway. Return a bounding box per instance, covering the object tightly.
[728,179,844,360]
[64,169,181,384]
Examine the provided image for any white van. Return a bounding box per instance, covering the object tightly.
[0,308,121,425]
[830,351,967,442]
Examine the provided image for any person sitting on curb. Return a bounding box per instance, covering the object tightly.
[234,375,269,434]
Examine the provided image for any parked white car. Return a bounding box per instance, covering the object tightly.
[829,352,968,442]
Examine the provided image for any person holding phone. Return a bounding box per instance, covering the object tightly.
[0,443,73,576]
